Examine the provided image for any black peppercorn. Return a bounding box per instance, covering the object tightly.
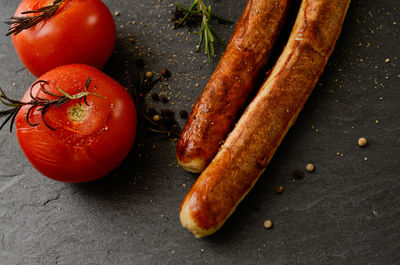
[135,58,145,68]
[179,110,188,119]
[160,109,175,126]
[151,93,159,102]
[161,96,169,103]
[161,68,171,78]
[293,169,303,179]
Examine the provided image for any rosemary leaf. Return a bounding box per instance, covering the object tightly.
[174,0,232,61]
[5,0,65,36]
[0,78,103,132]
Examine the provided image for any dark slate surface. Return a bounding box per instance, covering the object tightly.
[0,0,399,264]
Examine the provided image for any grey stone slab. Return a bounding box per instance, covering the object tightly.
[0,0,399,264]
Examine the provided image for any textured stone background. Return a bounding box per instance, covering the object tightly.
[0,0,399,264]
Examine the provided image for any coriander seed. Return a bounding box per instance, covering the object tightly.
[263,220,273,229]
[306,163,315,172]
[153,115,160,122]
[358,137,367,147]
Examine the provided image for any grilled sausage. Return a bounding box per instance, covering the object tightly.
[180,0,351,237]
[176,0,292,173]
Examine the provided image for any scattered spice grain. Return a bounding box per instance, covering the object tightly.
[275,185,284,194]
[161,96,169,103]
[148,107,158,117]
[306,163,315,172]
[161,68,171,78]
[263,220,273,229]
[135,58,145,68]
[151,93,160,102]
[145,71,153,78]
[153,115,160,122]
[358,137,367,147]
[179,110,188,119]
[293,169,303,179]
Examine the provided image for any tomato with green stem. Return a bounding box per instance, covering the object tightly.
[1,64,137,182]
[7,0,116,77]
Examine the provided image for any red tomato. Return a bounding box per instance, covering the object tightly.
[15,64,137,182]
[11,0,116,77]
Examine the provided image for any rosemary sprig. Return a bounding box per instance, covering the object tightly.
[0,77,102,132]
[174,0,232,61]
[5,0,65,36]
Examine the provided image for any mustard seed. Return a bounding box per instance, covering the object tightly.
[358,137,367,147]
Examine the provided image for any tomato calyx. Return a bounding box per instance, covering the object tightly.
[0,77,104,132]
[67,104,89,123]
[5,0,65,36]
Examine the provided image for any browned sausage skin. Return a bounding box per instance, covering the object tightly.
[180,0,351,238]
[176,0,292,173]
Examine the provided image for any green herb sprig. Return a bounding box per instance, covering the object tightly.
[175,0,233,61]
[0,77,103,132]
[5,0,65,36]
